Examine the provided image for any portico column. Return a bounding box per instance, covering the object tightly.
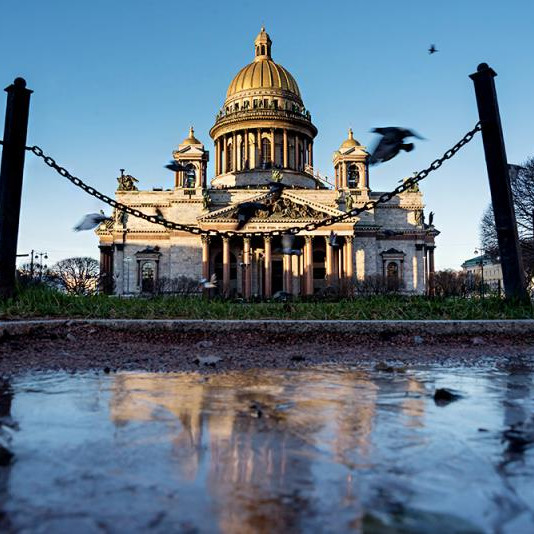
[223,237,230,297]
[243,237,251,298]
[264,236,272,297]
[345,236,354,280]
[201,235,210,295]
[427,245,435,296]
[283,129,288,168]
[325,237,334,286]
[305,236,313,295]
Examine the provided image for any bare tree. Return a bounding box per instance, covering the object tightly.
[49,257,100,295]
[480,157,534,283]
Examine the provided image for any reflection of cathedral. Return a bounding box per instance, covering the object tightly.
[97,28,438,297]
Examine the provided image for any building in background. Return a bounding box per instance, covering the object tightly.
[461,254,503,293]
[97,28,438,297]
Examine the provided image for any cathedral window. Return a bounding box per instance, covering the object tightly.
[253,99,258,109]
[348,164,359,188]
[261,138,271,168]
[184,164,196,188]
[386,262,399,291]
[141,262,155,293]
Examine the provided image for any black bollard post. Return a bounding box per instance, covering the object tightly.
[0,78,32,299]
[469,64,529,302]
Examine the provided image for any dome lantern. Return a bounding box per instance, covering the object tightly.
[254,26,272,60]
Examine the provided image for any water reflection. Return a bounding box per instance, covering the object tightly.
[4,366,534,532]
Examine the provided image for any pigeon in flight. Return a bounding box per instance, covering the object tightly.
[268,180,285,198]
[235,202,269,230]
[281,234,302,256]
[369,127,424,166]
[165,160,188,172]
[329,231,340,248]
[73,212,112,231]
[428,44,438,55]
[199,273,217,289]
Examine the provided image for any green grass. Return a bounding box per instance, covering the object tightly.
[0,286,532,320]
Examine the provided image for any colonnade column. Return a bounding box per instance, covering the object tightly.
[223,237,230,297]
[232,132,237,172]
[222,136,227,173]
[244,129,249,170]
[283,129,288,168]
[283,254,292,293]
[264,236,272,297]
[309,142,313,167]
[294,134,299,171]
[270,128,275,166]
[345,236,354,293]
[257,129,262,167]
[305,236,313,295]
[243,237,251,298]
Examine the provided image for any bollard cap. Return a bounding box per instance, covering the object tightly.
[469,63,497,80]
[5,76,33,94]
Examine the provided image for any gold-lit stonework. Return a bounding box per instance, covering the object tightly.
[97,28,438,298]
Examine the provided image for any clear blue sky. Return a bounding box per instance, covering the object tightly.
[1,0,533,269]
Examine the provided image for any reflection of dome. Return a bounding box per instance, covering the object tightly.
[340,129,360,149]
[226,61,301,100]
[181,126,201,146]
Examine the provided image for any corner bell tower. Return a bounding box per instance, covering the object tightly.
[171,127,209,190]
[333,128,369,191]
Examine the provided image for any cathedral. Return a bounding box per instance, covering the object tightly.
[97,28,438,297]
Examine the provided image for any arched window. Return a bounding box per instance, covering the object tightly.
[183,164,196,188]
[348,164,359,188]
[386,262,399,291]
[261,138,271,167]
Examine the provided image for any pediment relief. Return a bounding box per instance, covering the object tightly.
[198,192,344,223]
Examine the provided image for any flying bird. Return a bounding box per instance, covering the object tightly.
[281,234,302,256]
[329,231,340,248]
[268,181,285,198]
[199,273,217,289]
[165,160,188,172]
[235,202,269,230]
[73,212,112,231]
[428,44,438,54]
[369,127,424,166]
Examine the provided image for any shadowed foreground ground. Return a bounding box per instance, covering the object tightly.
[1,320,534,374]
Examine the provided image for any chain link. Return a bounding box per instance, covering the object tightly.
[24,122,481,239]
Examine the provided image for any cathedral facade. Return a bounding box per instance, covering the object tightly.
[97,28,438,297]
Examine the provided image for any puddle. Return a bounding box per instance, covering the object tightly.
[1,365,533,532]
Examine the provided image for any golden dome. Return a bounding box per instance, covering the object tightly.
[225,28,301,100]
[181,126,201,145]
[340,128,360,148]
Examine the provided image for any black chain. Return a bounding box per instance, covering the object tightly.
[24,122,481,239]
